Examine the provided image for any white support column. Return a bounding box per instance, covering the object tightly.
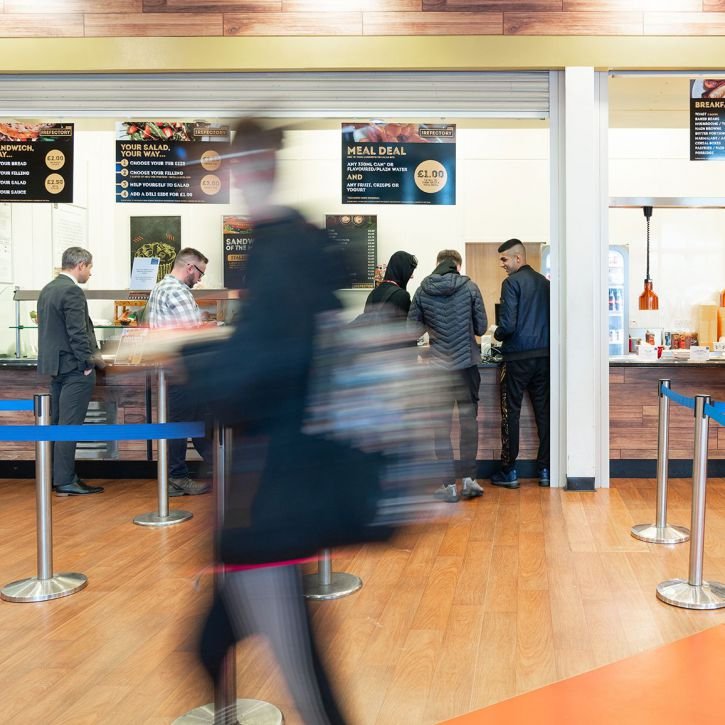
[555,67,609,489]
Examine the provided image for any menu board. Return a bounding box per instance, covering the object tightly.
[342,122,455,205]
[326,214,377,289]
[223,215,254,289]
[0,122,74,203]
[116,121,230,203]
[690,79,725,160]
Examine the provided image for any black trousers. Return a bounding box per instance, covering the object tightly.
[50,369,95,486]
[167,383,212,479]
[499,357,550,472]
[434,365,480,479]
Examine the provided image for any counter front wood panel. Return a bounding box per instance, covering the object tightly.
[610,364,725,460]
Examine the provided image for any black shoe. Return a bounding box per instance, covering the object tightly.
[538,468,550,487]
[54,481,104,496]
[491,469,519,489]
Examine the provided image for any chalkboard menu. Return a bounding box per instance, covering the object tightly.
[690,79,725,160]
[116,122,230,203]
[326,214,377,289]
[0,122,74,203]
[223,216,254,289]
[342,122,455,205]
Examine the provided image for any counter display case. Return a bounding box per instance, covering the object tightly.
[10,287,241,359]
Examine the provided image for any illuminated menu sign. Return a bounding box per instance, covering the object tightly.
[0,122,74,203]
[326,214,377,288]
[342,122,455,205]
[116,121,230,203]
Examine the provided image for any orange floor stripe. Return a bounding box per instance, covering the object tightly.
[442,624,725,724]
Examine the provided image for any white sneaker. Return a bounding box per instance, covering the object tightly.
[434,483,460,503]
[461,477,484,499]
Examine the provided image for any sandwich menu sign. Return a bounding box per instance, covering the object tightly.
[342,122,456,205]
[116,121,230,203]
[0,122,74,203]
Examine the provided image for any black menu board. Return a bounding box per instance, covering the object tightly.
[342,122,455,205]
[690,79,725,160]
[0,122,74,203]
[116,122,230,203]
[223,215,254,289]
[326,214,377,289]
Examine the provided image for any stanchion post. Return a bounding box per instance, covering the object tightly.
[303,548,362,601]
[173,422,283,725]
[631,379,689,544]
[134,367,192,527]
[1,394,88,603]
[656,395,725,609]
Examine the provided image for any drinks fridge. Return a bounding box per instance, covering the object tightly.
[607,246,628,355]
[542,245,629,356]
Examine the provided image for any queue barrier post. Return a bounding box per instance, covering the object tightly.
[174,422,283,725]
[303,548,362,601]
[134,367,193,527]
[1,394,88,603]
[656,395,725,610]
[631,379,690,544]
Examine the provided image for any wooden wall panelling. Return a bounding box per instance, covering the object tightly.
[5,1,142,11]
[704,0,725,9]
[644,11,725,33]
[0,13,83,36]
[84,12,224,36]
[363,10,502,34]
[565,1,702,10]
[144,0,281,10]
[504,11,643,34]
[427,1,562,9]
[286,1,422,10]
[224,11,361,34]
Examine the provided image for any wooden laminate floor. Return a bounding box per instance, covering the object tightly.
[0,476,723,724]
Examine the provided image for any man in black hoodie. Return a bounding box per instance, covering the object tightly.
[491,238,550,489]
[364,250,418,321]
[408,249,487,502]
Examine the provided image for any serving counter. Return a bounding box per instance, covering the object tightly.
[610,356,725,475]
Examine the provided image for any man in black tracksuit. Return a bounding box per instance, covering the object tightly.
[491,238,550,489]
[408,249,487,502]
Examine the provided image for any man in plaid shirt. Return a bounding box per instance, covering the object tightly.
[147,247,211,496]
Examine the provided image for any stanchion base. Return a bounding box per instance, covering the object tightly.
[656,579,725,610]
[1,572,87,602]
[303,571,362,600]
[172,698,283,724]
[133,510,193,527]
[631,523,690,544]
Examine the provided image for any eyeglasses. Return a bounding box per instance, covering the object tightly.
[190,263,205,279]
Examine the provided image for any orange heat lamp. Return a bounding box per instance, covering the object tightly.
[638,205,659,311]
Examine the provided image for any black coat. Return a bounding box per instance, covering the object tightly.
[494,264,550,360]
[364,251,417,320]
[37,274,98,376]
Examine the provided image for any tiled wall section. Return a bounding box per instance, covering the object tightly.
[2,1,725,38]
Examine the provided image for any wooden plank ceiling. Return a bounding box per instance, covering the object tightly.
[1,1,725,38]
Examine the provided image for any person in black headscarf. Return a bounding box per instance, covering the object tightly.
[363,250,417,321]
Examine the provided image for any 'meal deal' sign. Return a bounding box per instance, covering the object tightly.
[342,122,455,205]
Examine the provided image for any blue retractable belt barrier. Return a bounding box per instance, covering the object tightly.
[705,403,725,427]
[661,386,695,411]
[0,421,204,442]
[0,400,34,412]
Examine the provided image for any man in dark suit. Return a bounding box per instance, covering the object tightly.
[38,247,104,496]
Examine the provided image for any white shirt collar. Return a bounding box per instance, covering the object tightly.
[60,272,80,286]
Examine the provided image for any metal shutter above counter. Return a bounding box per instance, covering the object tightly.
[0,71,549,119]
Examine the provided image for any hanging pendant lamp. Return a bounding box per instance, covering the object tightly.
[638,205,659,311]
